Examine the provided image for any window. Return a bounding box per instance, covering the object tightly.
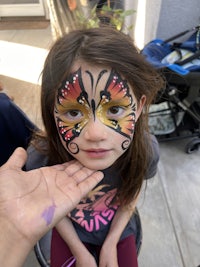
[0,0,46,17]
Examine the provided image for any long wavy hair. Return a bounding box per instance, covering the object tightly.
[34,27,164,206]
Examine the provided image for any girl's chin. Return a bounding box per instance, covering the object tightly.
[79,161,114,171]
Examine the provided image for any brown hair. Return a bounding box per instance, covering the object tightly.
[36,27,164,206]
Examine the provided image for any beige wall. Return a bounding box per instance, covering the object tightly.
[156,0,200,41]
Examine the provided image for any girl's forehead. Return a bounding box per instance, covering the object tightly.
[71,63,110,96]
[69,62,136,102]
[71,61,105,75]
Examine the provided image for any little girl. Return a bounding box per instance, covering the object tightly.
[27,27,163,267]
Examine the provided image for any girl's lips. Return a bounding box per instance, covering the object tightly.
[83,149,111,158]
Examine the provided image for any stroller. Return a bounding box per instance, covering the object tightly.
[142,26,200,153]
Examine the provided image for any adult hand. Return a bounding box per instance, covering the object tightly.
[0,147,103,267]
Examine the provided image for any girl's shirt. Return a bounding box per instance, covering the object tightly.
[69,167,137,245]
[26,135,159,245]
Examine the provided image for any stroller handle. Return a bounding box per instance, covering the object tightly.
[164,26,199,43]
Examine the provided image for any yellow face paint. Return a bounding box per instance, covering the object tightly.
[96,70,136,137]
[54,68,136,151]
[54,68,91,146]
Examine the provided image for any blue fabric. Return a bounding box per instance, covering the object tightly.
[141,33,200,75]
[0,93,36,166]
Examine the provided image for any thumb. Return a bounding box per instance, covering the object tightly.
[5,147,27,170]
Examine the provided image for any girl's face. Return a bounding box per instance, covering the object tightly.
[54,63,145,170]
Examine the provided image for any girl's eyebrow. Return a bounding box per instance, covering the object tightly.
[60,103,85,108]
[100,99,132,106]
[55,102,90,114]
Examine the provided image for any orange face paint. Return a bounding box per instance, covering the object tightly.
[54,68,136,149]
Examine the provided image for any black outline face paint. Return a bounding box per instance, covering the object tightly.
[86,69,108,118]
[54,67,136,153]
[54,68,90,154]
[96,69,136,150]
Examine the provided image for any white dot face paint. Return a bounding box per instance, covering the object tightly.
[54,64,137,170]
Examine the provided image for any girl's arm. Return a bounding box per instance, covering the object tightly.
[56,217,97,267]
[99,196,139,267]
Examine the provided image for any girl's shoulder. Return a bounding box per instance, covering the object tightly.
[145,134,160,179]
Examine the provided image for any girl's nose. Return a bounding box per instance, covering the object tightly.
[83,118,108,141]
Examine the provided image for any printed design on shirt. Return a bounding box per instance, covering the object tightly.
[69,185,119,232]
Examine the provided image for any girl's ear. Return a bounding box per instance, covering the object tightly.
[135,95,146,122]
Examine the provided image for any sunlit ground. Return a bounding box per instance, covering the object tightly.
[0,40,48,84]
[0,0,146,85]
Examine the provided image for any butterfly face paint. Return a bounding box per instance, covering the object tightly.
[96,69,136,150]
[54,66,137,157]
[54,69,90,153]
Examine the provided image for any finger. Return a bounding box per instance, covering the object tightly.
[62,161,86,176]
[51,160,78,171]
[51,164,67,171]
[61,160,78,167]
[77,171,104,195]
[58,160,99,176]
[5,147,27,170]
[71,166,99,184]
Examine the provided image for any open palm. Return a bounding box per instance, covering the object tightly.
[0,147,103,247]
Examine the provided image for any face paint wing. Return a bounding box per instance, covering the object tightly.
[55,68,89,146]
[98,70,136,138]
[57,68,89,109]
[55,117,79,143]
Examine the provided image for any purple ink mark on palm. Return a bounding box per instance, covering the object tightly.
[42,203,56,226]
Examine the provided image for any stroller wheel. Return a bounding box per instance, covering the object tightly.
[185,137,200,154]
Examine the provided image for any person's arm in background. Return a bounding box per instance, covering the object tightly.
[0,92,36,166]
[0,147,103,267]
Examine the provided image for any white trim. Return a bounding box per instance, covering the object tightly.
[0,0,45,17]
[42,0,49,19]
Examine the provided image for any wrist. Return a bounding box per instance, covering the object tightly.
[104,234,119,246]
[0,218,32,267]
[72,245,91,259]
[65,238,90,259]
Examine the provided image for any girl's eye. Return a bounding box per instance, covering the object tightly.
[65,110,83,121]
[107,106,125,118]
